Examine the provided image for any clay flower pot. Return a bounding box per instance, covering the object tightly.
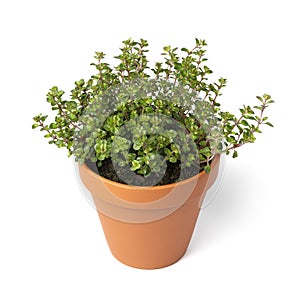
[78,154,220,269]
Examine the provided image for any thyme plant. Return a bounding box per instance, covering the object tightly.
[32,38,274,185]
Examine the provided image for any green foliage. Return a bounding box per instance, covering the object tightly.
[32,38,274,181]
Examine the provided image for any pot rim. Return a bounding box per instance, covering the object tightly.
[77,154,220,191]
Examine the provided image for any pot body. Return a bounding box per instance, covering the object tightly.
[78,155,220,269]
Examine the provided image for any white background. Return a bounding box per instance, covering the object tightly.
[1,0,299,299]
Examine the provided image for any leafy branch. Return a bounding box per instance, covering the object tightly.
[32,38,274,178]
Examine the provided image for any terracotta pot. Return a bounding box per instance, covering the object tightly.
[78,154,220,269]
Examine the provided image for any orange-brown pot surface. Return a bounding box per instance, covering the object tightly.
[78,155,220,269]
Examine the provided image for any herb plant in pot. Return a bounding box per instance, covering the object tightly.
[32,38,274,269]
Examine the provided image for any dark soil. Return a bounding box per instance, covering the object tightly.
[85,158,206,186]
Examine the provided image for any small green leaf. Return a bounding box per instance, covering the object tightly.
[240,120,249,126]
[256,96,263,102]
[204,165,211,173]
[244,115,256,121]
[265,122,274,127]
[263,94,271,100]
[169,156,177,163]
[40,115,48,122]
[69,113,77,121]
[32,123,39,129]
[49,123,58,129]
[233,150,238,158]
[131,160,142,171]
